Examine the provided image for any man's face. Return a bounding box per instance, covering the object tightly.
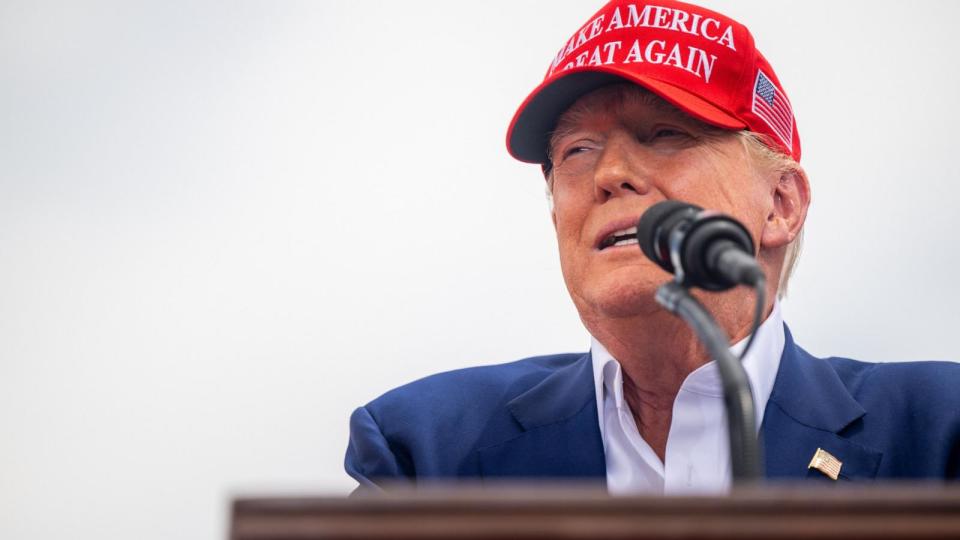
[548,84,775,320]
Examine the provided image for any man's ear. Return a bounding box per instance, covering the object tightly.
[760,166,811,249]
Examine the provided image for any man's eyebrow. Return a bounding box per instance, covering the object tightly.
[548,123,584,147]
[548,105,605,154]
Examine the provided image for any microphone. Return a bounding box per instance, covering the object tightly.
[639,200,767,481]
[637,200,764,291]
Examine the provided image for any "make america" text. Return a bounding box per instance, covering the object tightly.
[548,3,737,82]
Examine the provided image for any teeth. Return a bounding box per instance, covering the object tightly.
[599,224,640,250]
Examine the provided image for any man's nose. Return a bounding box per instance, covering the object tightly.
[592,134,650,202]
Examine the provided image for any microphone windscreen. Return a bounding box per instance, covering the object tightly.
[637,200,698,267]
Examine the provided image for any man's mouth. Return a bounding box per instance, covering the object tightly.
[598,226,639,250]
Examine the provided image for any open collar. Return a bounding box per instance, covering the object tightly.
[590,301,786,438]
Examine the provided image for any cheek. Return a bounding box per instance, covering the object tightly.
[659,158,761,212]
[553,214,583,265]
[551,203,591,283]
[551,191,590,240]
[707,174,773,249]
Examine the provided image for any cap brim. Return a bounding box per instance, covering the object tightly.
[506,65,747,164]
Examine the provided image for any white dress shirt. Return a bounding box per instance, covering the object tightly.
[591,301,785,495]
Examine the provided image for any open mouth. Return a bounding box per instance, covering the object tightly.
[598,226,639,250]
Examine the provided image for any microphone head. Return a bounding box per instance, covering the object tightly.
[637,200,702,273]
[682,214,755,290]
[637,200,757,291]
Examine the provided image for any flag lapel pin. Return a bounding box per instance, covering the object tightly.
[807,447,843,480]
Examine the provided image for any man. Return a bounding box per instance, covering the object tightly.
[345,0,960,492]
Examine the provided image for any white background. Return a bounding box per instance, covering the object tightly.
[2,1,958,538]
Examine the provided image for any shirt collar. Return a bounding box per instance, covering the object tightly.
[591,300,785,434]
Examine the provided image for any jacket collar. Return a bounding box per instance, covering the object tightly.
[761,326,882,481]
[506,352,597,430]
[477,352,607,480]
[767,326,866,433]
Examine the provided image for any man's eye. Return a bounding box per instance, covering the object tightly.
[651,128,685,139]
[562,145,591,159]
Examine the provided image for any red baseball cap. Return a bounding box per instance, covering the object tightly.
[506,0,800,165]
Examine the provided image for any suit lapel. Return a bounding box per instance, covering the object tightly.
[477,353,607,480]
[762,327,883,482]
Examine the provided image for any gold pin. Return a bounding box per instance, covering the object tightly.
[807,447,843,480]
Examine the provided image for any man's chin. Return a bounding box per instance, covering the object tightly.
[577,279,665,320]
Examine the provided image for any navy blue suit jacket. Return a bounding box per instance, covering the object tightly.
[345,327,960,486]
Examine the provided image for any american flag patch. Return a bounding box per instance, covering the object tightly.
[752,70,794,150]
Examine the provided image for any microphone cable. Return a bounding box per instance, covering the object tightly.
[738,274,766,362]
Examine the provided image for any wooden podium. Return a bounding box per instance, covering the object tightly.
[231,484,960,539]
